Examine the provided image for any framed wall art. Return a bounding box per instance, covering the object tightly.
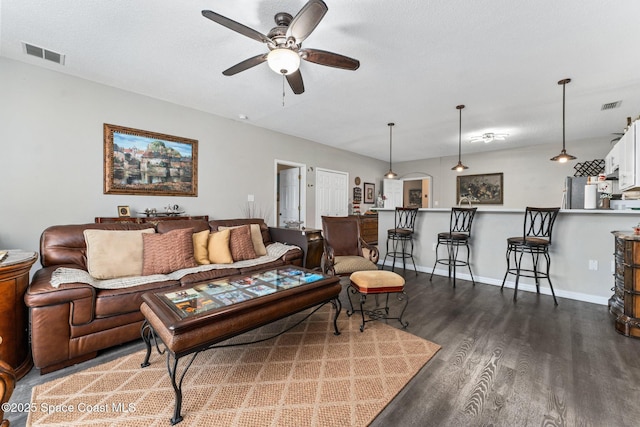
[103,123,198,196]
[364,182,375,203]
[117,205,131,217]
[456,172,504,205]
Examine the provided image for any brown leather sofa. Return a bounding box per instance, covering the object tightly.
[25,218,303,374]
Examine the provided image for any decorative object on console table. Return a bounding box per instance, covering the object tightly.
[609,231,640,338]
[269,227,323,269]
[0,250,38,379]
[103,123,198,197]
[117,205,131,217]
[95,215,209,224]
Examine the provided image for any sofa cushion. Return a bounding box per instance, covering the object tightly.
[94,280,181,318]
[210,218,273,246]
[84,229,155,279]
[192,230,211,265]
[208,229,233,264]
[219,224,267,256]
[227,225,257,261]
[142,228,198,275]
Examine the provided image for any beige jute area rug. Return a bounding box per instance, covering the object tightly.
[28,305,440,426]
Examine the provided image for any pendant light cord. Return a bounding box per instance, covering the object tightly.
[458,107,462,162]
[389,123,393,171]
[562,81,566,150]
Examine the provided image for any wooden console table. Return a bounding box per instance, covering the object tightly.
[269,227,323,269]
[95,215,209,224]
[351,213,378,245]
[0,250,38,379]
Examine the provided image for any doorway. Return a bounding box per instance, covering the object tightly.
[275,160,306,228]
[315,168,349,228]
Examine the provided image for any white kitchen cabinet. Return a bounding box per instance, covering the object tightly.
[605,141,619,176]
[618,122,637,191]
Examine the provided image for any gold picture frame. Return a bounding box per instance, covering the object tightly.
[104,123,198,196]
[117,205,131,217]
[456,173,504,205]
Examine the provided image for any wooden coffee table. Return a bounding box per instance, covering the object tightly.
[139,266,342,425]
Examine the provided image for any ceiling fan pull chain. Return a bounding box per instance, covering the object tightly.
[282,74,286,107]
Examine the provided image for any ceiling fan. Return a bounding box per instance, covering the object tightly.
[201,0,360,95]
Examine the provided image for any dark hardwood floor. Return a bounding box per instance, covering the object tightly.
[8,272,640,426]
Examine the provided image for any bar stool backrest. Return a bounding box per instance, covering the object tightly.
[394,207,418,232]
[450,207,478,236]
[522,207,560,244]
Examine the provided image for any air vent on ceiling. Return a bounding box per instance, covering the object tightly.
[601,101,622,110]
[22,42,65,65]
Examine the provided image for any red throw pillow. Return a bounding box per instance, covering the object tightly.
[228,225,257,261]
[142,228,198,275]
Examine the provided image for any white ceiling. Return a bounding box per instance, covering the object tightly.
[2,0,639,162]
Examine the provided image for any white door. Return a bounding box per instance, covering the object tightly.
[383,178,403,208]
[279,167,301,227]
[315,168,349,227]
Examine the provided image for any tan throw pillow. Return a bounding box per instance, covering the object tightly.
[142,228,198,275]
[208,229,233,264]
[227,225,257,261]
[84,228,155,279]
[219,224,267,256]
[192,229,211,265]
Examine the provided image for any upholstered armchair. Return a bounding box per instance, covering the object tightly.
[321,216,379,276]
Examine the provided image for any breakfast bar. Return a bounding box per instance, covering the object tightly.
[376,208,640,305]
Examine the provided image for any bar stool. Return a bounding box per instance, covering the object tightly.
[501,207,560,305]
[382,207,418,275]
[430,207,477,287]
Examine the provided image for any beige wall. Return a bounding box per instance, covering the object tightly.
[0,58,386,258]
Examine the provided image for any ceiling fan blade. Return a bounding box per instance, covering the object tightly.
[286,70,305,94]
[286,0,328,43]
[222,53,268,76]
[300,48,360,70]
[202,10,272,45]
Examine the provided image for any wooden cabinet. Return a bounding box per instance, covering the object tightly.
[95,215,208,224]
[0,250,37,379]
[269,227,323,270]
[609,231,640,338]
[352,214,378,245]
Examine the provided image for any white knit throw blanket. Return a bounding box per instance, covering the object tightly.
[50,242,299,290]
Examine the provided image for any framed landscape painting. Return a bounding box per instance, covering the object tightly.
[103,124,198,196]
[456,173,503,205]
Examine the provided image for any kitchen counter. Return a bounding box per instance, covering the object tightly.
[376,208,640,305]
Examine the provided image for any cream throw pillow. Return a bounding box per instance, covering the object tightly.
[207,229,233,264]
[84,229,155,279]
[192,229,211,265]
[218,224,267,256]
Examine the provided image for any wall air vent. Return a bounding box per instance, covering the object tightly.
[21,42,65,65]
[601,101,622,110]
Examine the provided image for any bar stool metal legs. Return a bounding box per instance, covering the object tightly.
[501,207,560,305]
[381,207,418,276]
[429,207,477,287]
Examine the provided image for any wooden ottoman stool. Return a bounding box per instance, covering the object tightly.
[347,270,409,332]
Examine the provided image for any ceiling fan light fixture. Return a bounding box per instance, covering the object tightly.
[470,132,509,144]
[267,48,300,75]
[551,78,577,163]
[452,105,469,172]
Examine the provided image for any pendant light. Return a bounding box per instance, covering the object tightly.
[550,78,577,163]
[385,122,397,178]
[452,105,468,172]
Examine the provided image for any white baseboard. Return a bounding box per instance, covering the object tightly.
[379,262,609,306]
